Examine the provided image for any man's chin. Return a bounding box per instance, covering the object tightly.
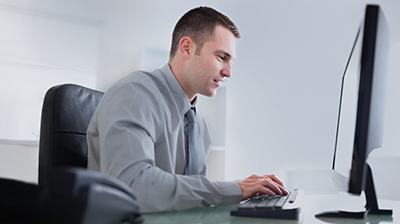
[209,91,218,98]
[200,91,217,98]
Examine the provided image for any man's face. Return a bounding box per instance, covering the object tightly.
[187,25,236,99]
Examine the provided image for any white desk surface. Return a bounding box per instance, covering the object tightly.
[141,191,399,224]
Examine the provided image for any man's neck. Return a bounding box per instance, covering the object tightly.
[168,61,196,102]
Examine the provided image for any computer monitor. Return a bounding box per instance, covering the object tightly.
[316,4,392,219]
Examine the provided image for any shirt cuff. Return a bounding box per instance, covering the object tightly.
[213,180,243,206]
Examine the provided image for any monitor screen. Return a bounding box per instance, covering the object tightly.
[332,4,389,195]
[348,4,390,195]
[317,4,392,218]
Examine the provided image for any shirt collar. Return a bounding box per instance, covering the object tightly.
[160,64,193,116]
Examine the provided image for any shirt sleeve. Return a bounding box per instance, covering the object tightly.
[93,78,243,213]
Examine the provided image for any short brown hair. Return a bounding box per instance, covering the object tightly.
[169,6,240,59]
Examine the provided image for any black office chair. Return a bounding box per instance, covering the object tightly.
[38,84,104,186]
[18,83,144,224]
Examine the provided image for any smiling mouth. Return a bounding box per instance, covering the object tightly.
[214,79,223,85]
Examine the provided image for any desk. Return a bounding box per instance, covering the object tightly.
[140,192,399,224]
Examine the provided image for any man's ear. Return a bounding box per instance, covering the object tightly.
[179,37,194,59]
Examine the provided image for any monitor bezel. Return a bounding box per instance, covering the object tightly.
[348,4,380,195]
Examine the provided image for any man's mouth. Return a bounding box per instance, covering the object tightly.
[214,79,223,86]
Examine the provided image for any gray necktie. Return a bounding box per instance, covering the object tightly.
[185,108,198,175]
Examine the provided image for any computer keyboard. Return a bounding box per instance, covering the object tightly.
[230,189,300,220]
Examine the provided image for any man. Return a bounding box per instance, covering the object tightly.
[87,6,287,213]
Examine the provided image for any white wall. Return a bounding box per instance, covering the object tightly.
[1,0,399,201]
[226,1,384,175]
[0,0,105,183]
[0,141,38,183]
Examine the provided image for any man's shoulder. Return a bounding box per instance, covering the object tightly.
[104,70,168,101]
[113,70,164,92]
[95,70,167,122]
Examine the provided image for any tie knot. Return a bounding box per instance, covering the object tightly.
[186,108,196,123]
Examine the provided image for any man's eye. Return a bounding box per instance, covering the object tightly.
[218,55,225,61]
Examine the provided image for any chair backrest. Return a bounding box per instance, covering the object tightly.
[38,84,104,186]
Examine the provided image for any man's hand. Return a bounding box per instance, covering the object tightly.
[237,174,288,200]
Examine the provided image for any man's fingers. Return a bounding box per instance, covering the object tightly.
[245,174,285,188]
[259,178,286,195]
[266,174,284,187]
[250,176,288,195]
[253,185,277,196]
[238,174,289,200]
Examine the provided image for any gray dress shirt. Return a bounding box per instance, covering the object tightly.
[87,64,242,212]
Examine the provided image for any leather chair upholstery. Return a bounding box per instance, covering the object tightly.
[38,84,104,186]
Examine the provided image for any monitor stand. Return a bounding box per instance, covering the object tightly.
[315,164,392,219]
